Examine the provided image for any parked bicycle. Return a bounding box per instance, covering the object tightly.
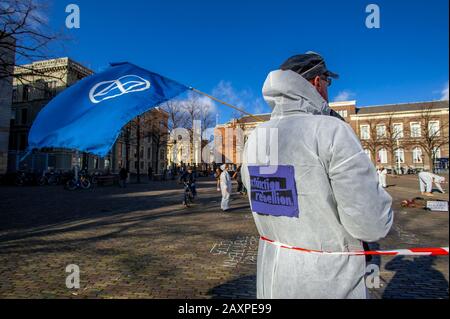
[38,171,62,186]
[14,170,40,186]
[65,169,91,191]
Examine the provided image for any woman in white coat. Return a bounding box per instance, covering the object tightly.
[220,164,232,211]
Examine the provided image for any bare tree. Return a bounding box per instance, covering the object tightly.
[162,99,189,131]
[0,0,64,84]
[360,118,385,164]
[197,100,216,143]
[141,109,169,175]
[118,117,143,183]
[411,105,449,172]
[380,113,409,171]
[180,93,217,165]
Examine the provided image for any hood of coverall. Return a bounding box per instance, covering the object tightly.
[262,69,333,118]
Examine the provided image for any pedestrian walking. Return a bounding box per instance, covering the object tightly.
[214,167,222,192]
[220,164,232,211]
[232,165,244,194]
[377,166,388,188]
[119,166,128,188]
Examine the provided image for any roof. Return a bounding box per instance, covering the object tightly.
[236,114,271,124]
[14,57,93,75]
[221,100,449,126]
[356,100,449,115]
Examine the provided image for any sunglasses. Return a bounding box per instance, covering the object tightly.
[320,75,332,87]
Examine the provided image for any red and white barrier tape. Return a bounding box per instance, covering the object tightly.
[260,237,449,256]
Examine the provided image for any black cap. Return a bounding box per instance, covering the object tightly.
[280,51,339,80]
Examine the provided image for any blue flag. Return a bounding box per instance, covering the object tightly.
[28,62,189,157]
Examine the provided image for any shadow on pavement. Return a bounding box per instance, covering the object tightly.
[0,178,230,253]
[383,256,449,299]
[208,275,256,299]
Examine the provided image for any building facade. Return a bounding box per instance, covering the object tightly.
[215,100,449,171]
[113,107,169,175]
[10,57,170,175]
[0,35,15,174]
[9,57,95,172]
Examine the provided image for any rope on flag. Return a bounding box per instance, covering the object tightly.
[190,87,265,122]
[261,236,449,256]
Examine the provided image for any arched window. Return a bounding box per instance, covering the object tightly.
[377,148,388,164]
[412,147,423,163]
[394,148,405,164]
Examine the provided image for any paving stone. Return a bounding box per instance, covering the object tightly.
[0,174,447,299]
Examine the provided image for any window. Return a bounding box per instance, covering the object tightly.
[19,134,27,151]
[20,108,28,125]
[410,122,421,138]
[428,121,440,137]
[377,148,388,164]
[364,149,371,159]
[337,110,348,118]
[147,147,151,160]
[393,123,404,139]
[12,88,18,102]
[360,125,370,140]
[433,147,441,160]
[376,124,386,138]
[22,85,30,101]
[412,147,423,164]
[394,148,405,164]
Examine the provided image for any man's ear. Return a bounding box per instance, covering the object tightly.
[312,76,322,88]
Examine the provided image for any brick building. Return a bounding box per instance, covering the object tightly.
[215,100,449,171]
[113,107,169,175]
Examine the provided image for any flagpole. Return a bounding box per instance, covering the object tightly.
[189,87,265,122]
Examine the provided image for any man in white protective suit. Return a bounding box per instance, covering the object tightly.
[418,171,446,196]
[220,164,232,211]
[241,52,394,299]
[377,166,388,188]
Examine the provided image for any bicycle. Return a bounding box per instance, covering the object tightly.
[182,181,195,207]
[65,170,91,191]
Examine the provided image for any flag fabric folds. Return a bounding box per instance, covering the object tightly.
[28,62,189,157]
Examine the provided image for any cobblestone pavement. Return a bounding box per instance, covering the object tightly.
[0,174,448,299]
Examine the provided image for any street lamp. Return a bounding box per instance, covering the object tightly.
[396,138,401,175]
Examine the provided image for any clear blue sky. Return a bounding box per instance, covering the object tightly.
[46,0,449,123]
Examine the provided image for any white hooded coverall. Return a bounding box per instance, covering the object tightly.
[220,165,232,211]
[242,70,393,299]
[377,169,388,188]
[418,172,446,193]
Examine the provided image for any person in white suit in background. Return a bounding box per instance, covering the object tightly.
[220,164,232,211]
[377,166,388,188]
[418,171,446,196]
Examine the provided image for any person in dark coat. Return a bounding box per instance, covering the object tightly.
[119,166,128,188]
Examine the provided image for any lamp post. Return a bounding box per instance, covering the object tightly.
[396,138,401,175]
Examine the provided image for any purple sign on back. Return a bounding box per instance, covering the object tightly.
[248,166,299,218]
